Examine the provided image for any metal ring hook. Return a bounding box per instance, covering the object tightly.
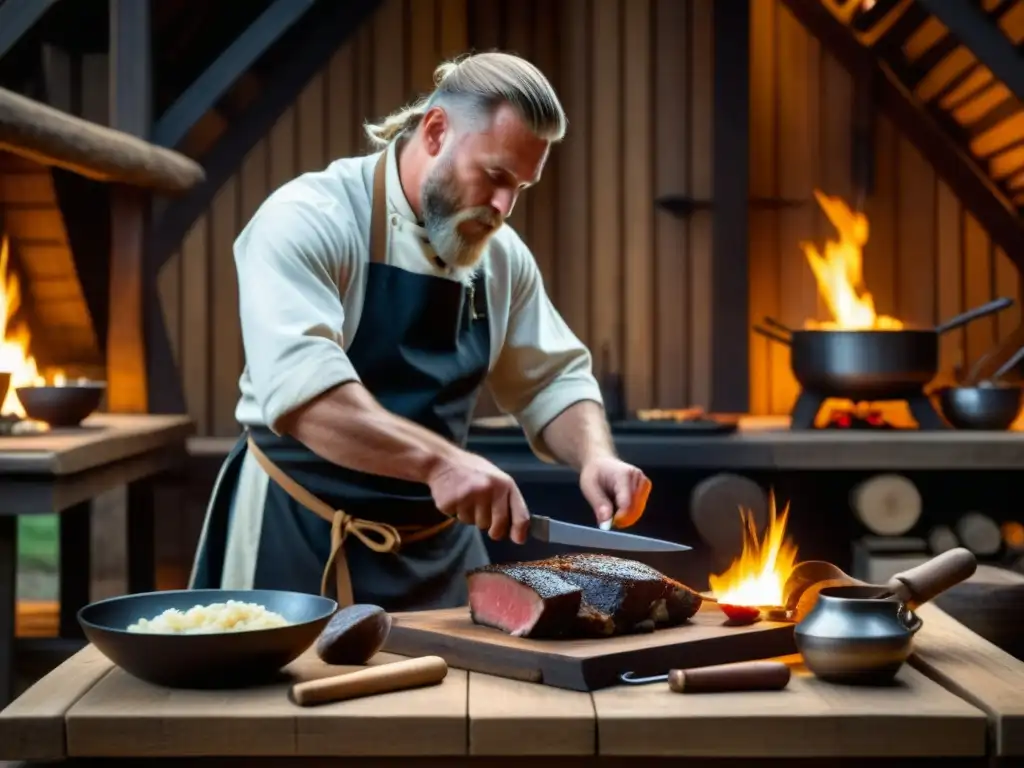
[619,671,668,685]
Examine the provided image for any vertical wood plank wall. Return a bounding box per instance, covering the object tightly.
[156,0,713,436]
[748,1,1024,416]
[157,0,1024,436]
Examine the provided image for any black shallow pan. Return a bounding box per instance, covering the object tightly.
[78,589,337,689]
[753,297,1013,399]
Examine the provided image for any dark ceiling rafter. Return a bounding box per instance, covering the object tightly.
[0,0,61,60]
[915,0,1024,109]
[151,0,318,148]
[146,0,383,274]
[780,0,1024,277]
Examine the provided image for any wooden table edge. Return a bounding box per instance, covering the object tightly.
[2,603,1022,761]
[909,603,1024,758]
[0,414,194,475]
[0,646,115,761]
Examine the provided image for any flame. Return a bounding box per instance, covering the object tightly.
[801,190,903,331]
[708,492,799,608]
[0,233,58,418]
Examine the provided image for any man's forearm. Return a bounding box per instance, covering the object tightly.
[539,400,616,469]
[276,382,462,483]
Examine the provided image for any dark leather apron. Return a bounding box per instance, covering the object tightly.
[189,150,493,610]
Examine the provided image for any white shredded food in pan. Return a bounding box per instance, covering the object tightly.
[126,600,290,634]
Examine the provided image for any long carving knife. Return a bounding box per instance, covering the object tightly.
[528,515,691,553]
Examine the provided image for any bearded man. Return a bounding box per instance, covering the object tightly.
[188,51,653,611]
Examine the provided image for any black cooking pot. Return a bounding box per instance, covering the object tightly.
[753,297,1014,400]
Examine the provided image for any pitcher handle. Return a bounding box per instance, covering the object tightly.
[899,604,923,634]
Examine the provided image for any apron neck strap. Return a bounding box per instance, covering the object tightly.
[370,150,388,265]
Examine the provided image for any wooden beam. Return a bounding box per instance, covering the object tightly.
[916,0,1024,109]
[0,87,204,192]
[107,0,151,414]
[711,0,750,412]
[147,0,383,273]
[780,0,1024,276]
[0,0,60,60]
[152,0,319,148]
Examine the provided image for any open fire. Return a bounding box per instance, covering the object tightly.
[801,189,902,331]
[0,233,66,422]
[708,492,799,612]
[795,191,918,428]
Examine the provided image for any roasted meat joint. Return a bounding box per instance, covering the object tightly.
[467,493,800,638]
[467,554,704,638]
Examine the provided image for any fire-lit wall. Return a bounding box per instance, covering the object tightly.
[748,0,1023,417]
[152,0,1024,436]
[157,0,715,436]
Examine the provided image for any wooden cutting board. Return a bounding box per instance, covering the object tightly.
[382,602,796,691]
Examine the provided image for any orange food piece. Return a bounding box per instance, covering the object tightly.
[720,603,762,624]
[613,476,652,529]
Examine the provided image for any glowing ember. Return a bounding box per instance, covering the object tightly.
[708,492,799,608]
[801,190,903,331]
[0,233,63,419]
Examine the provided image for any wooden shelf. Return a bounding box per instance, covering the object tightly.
[655,194,808,217]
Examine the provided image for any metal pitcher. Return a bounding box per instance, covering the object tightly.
[794,584,922,685]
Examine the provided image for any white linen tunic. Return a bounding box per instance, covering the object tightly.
[188,142,604,609]
[232,141,603,461]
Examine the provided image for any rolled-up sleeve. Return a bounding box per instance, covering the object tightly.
[235,198,361,433]
[487,242,604,463]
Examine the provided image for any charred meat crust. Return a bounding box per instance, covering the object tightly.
[467,553,705,638]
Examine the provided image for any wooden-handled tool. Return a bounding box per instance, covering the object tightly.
[290,655,449,707]
[620,660,791,693]
[785,547,977,622]
[882,546,977,607]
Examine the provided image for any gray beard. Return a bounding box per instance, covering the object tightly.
[421,161,499,269]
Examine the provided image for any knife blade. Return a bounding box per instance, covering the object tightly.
[528,515,692,553]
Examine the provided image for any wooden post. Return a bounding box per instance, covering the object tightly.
[107,0,150,413]
[711,0,751,412]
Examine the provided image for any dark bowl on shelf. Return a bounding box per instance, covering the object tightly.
[15,381,106,427]
[936,384,1024,430]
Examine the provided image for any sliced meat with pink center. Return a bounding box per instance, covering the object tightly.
[467,564,582,638]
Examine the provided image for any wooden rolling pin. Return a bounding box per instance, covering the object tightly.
[290,655,449,707]
[668,660,791,693]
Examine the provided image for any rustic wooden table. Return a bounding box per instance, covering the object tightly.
[0,414,194,709]
[0,603,1021,766]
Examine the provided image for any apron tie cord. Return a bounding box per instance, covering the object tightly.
[245,433,454,607]
[236,153,458,608]
[321,510,403,604]
[337,512,403,553]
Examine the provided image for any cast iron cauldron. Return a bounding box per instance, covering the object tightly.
[78,589,337,689]
[753,297,1013,399]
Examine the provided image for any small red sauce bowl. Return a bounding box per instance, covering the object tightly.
[719,603,762,624]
